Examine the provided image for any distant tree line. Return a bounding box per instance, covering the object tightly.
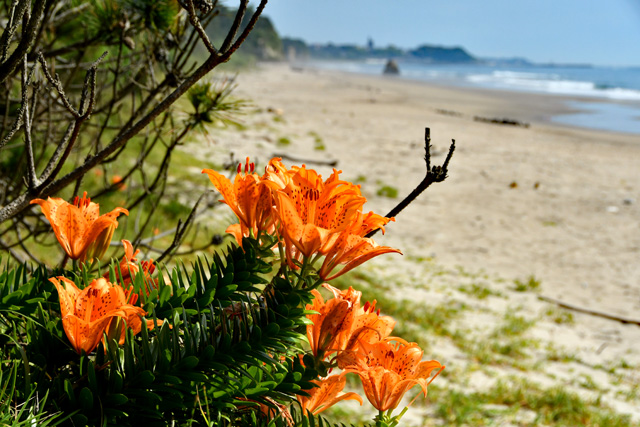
[281,38,477,63]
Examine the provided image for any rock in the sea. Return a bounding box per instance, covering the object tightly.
[383,59,400,75]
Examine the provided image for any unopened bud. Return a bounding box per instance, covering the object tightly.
[84,223,116,263]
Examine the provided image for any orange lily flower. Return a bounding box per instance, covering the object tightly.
[298,373,363,415]
[106,240,157,300]
[104,240,164,343]
[262,157,295,190]
[202,157,275,245]
[268,165,365,260]
[50,276,146,354]
[359,211,395,236]
[317,209,400,280]
[306,284,361,359]
[344,338,444,412]
[318,232,401,281]
[336,299,396,369]
[31,192,128,262]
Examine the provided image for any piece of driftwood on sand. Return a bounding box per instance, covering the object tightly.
[539,295,640,326]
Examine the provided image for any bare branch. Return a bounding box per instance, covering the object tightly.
[79,51,108,116]
[37,123,75,183]
[220,0,268,60]
[156,193,206,263]
[0,0,30,62]
[0,0,47,85]
[0,0,272,265]
[183,0,219,55]
[0,96,26,151]
[366,128,456,238]
[273,152,338,167]
[220,0,248,53]
[21,54,37,188]
[37,52,80,117]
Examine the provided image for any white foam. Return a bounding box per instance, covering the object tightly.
[466,71,640,100]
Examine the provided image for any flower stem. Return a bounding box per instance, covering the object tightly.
[276,240,286,276]
[296,257,310,289]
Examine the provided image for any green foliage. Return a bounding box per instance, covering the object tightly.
[513,275,541,292]
[308,131,326,151]
[187,79,248,128]
[0,362,66,426]
[82,0,179,41]
[0,238,329,425]
[376,185,398,199]
[430,377,634,427]
[457,282,503,299]
[277,137,292,146]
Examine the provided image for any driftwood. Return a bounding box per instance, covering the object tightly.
[474,116,530,128]
[272,152,339,167]
[538,295,640,326]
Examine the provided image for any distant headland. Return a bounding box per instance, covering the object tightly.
[282,37,477,64]
[203,5,592,68]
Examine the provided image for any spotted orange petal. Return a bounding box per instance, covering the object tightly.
[298,374,363,415]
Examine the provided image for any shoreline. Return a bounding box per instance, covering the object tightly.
[297,60,640,136]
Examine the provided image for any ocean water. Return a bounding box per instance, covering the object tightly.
[308,59,640,135]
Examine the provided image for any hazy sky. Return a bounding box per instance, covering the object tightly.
[261,0,640,66]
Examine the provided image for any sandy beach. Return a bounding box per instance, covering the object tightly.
[186,62,640,424]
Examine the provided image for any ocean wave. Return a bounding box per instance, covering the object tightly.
[466,71,640,100]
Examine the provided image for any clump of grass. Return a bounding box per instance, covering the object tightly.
[430,386,497,426]
[376,185,398,198]
[545,343,580,363]
[579,374,600,391]
[276,136,291,146]
[513,275,541,292]
[545,307,575,325]
[430,377,633,426]
[331,270,465,342]
[457,282,503,300]
[467,336,536,365]
[484,377,632,427]
[308,131,326,151]
[492,311,535,337]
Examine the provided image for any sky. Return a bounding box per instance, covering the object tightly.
[260,0,640,67]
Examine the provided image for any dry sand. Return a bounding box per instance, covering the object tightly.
[185,62,640,424]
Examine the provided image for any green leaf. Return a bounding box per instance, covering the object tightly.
[104,393,128,406]
[176,355,199,370]
[79,387,93,412]
[133,370,156,388]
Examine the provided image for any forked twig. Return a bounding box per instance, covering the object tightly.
[156,193,205,263]
[367,127,455,238]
